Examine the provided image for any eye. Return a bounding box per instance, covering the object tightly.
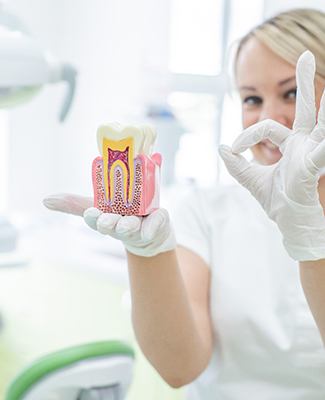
[284,88,297,101]
[243,96,262,106]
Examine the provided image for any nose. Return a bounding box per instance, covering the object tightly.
[258,102,291,128]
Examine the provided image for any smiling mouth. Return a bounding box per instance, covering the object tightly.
[260,139,280,152]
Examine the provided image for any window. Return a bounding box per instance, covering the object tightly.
[169,0,223,75]
[168,0,264,186]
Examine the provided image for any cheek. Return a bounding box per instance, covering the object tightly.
[285,105,296,129]
[315,91,324,116]
[242,103,296,130]
[242,108,260,129]
[315,78,325,115]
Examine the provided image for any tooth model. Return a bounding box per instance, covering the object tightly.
[92,123,162,216]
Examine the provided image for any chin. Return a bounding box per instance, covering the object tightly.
[253,144,282,165]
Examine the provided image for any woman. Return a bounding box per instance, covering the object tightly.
[44,8,325,399]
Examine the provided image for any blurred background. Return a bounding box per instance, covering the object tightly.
[0,0,325,399]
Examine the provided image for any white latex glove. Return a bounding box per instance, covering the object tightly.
[43,194,176,257]
[218,50,325,261]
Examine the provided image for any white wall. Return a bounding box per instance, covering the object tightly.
[0,111,9,213]
[6,0,171,215]
[264,0,325,17]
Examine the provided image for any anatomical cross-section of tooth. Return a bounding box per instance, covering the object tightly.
[92,122,162,216]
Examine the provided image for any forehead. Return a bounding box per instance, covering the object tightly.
[236,37,296,87]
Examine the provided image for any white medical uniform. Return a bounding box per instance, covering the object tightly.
[171,183,325,400]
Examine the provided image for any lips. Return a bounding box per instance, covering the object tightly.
[260,139,278,151]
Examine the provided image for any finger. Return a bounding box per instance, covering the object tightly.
[96,213,121,235]
[83,207,102,230]
[115,215,142,236]
[141,208,170,242]
[218,145,254,187]
[307,139,325,171]
[310,89,325,143]
[292,51,316,133]
[231,120,291,154]
[43,193,93,216]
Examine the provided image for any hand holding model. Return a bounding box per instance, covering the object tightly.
[219,51,325,261]
[43,123,176,257]
[83,206,175,257]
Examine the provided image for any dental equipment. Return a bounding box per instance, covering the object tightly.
[0,3,77,267]
[5,340,134,400]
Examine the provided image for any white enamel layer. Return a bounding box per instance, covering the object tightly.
[96,122,157,157]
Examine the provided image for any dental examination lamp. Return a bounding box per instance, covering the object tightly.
[0,5,76,119]
[0,4,77,266]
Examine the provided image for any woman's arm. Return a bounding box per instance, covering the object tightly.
[42,196,214,385]
[127,246,213,388]
[299,258,325,344]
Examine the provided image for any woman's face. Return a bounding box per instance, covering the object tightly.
[236,37,324,165]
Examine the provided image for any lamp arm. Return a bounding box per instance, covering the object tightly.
[59,63,77,122]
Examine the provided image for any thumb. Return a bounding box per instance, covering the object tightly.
[43,193,93,216]
[141,208,170,242]
[218,144,252,185]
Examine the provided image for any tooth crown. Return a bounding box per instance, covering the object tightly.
[92,122,161,216]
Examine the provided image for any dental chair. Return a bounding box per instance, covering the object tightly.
[5,340,134,400]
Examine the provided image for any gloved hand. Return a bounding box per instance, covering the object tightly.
[43,194,176,257]
[218,50,325,262]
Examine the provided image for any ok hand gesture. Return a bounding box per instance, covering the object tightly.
[219,51,325,261]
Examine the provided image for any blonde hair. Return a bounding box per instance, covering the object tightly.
[235,8,325,81]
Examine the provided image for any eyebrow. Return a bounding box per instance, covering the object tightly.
[278,76,296,86]
[239,76,296,91]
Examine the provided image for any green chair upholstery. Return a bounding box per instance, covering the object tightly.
[5,340,135,400]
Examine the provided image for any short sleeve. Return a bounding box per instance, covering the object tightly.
[169,187,211,268]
